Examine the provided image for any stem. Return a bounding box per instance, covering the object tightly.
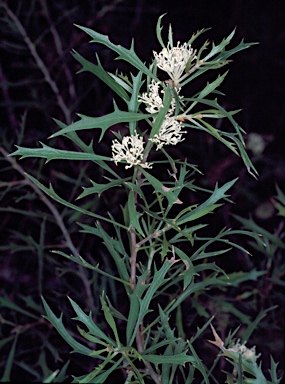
[38,0,77,106]
[2,2,72,124]
[136,325,162,384]
[129,227,137,291]
[128,162,161,383]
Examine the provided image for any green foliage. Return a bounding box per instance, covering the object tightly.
[1,8,283,384]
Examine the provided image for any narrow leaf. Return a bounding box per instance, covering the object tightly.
[72,50,130,101]
[75,25,156,79]
[139,167,181,207]
[177,178,237,225]
[41,297,93,356]
[50,109,152,141]
[100,297,121,346]
[127,190,145,236]
[143,352,195,366]
[67,297,113,345]
[11,142,111,162]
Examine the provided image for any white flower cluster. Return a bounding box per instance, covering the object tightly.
[150,116,186,150]
[138,80,176,115]
[154,42,197,86]
[228,340,261,363]
[111,41,193,168]
[111,133,152,169]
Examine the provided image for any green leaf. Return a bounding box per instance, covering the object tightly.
[52,249,129,286]
[218,269,266,287]
[143,351,195,366]
[126,271,149,344]
[269,356,282,384]
[184,97,258,177]
[53,360,70,383]
[77,177,130,198]
[203,29,236,61]
[23,173,127,229]
[241,306,277,343]
[129,72,144,135]
[174,247,198,289]
[156,14,167,48]
[177,178,237,225]
[77,327,107,347]
[198,71,228,99]
[187,27,211,45]
[1,334,18,382]
[188,344,210,384]
[100,296,121,346]
[11,142,111,162]
[72,50,130,102]
[73,353,122,383]
[129,261,172,345]
[233,215,285,249]
[76,24,156,79]
[41,297,93,356]
[0,296,39,320]
[95,222,131,287]
[275,184,285,205]
[177,203,222,225]
[190,316,215,343]
[67,297,114,345]
[127,190,145,236]
[49,107,152,141]
[51,119,120,178]
[193,118,239,156]
[139,167,181,207]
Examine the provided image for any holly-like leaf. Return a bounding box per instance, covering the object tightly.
[76,24,156,79]
[176,178,237,225]
[41,297,93,356]
[49,106,152,141]
[72,50,130,102]
[11,142,110,162]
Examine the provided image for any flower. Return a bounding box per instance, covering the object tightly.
[228,340,261,363]
[150,116,186,150]
[153,42,197,85]
[138,80,177,115]
[111,133,152,169]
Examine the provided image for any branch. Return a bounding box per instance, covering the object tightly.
[2,2,72,124]
[0,147,95,310]
[38,0,77,105]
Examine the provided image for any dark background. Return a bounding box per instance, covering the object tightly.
[0,0,284,382]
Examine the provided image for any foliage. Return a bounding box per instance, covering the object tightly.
[0,4,284,383]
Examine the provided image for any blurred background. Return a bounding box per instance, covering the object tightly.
[0,0,284,382]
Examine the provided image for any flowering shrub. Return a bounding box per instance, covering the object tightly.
[9,15,283,384]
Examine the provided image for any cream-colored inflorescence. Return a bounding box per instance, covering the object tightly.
[138,80,177,115]
[138,80,185,150]
[111,133,152,169]
[150,116,186,150]
[153,42,197,86]
[228,340,261,363]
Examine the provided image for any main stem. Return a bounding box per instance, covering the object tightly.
[129,165,162,384]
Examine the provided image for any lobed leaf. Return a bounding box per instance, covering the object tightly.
[67,297,113,345]
[127,190,145,236]
[75,24,156,79]
[72,50,130,102]
[49,107,152,141]
[176,178,237,225]
[100,296,121,346]
[139,167,182,207]
[143,351,195,366]
[41,297,93,356]
[11,142,111,162]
